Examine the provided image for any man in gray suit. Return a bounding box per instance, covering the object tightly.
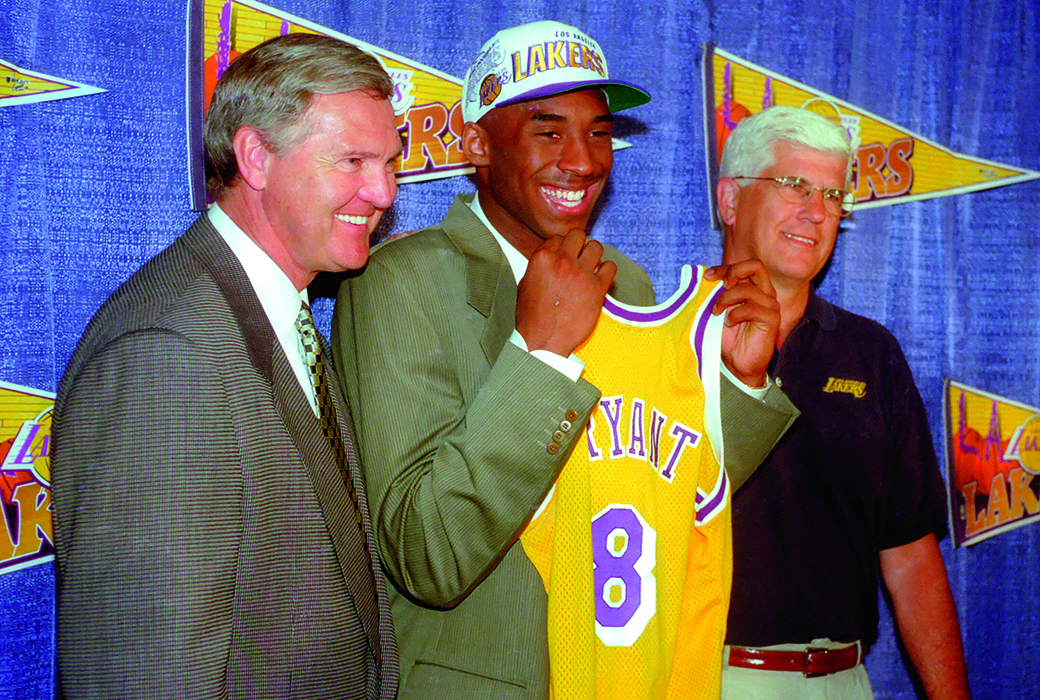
[52,34,401,699]
[332,21,795,699]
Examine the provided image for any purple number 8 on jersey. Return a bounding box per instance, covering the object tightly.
[592,504,657,647]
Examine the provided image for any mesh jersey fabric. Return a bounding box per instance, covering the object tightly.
[520,264,732,700]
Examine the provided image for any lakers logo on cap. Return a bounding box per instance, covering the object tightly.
[479,73,503,107]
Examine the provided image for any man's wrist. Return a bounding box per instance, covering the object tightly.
[721,361,770,399]
[509,329,584,381]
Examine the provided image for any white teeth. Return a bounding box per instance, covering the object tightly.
[542,187,586,207]
[336,214,369,225]
[783,232,815,246]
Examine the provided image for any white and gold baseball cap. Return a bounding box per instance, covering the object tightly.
[461,20,651,124]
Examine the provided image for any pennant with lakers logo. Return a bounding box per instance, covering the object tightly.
[701,44,1039,228]
[944,379,1040,547]
[0,382,55,575]
[0,57,104,108]
[187,0,472,209]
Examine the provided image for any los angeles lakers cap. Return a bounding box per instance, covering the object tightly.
[461,20,651,124]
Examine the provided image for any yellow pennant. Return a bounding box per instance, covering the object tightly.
[702,45,1038,223]
[944,380,1040,547]
[0,58,104,107]
[0,382,55,574]
[189,0,472,207]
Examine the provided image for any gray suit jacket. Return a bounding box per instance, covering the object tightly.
[332,195,795,700]
[52,215,397,699]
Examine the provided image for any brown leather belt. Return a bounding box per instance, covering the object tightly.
[727,644,861,678]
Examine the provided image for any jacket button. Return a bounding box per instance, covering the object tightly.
[565,409,579,422]
[547,443,560,455]
[553,430,565,442]
[560,420,572,432]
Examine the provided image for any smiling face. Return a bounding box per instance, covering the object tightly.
[258,90,402,286]
[465,88,614,257]
[720,141,848,293]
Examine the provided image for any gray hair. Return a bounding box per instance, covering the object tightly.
[204,33,394,200]
[719,105,855,188]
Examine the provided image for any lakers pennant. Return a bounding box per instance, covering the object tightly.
[520,265,732,700]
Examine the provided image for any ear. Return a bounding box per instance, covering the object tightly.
[232,125,274,191]
[716,177,742,227]
[461,121,491,167]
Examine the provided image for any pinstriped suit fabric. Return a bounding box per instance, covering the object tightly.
[52,215,397,699]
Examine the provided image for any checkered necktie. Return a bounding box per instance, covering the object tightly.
[295,302,367,544]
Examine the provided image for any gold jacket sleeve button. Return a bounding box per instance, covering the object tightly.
[565,409,579,422]
[553,430,565,443]
[560,420,572,432]
[547,443,560,455]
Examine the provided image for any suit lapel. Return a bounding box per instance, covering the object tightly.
[181,216,275,383]
[183,215,385,665]
[268,344,384,663]
[319,332,391,666]
[441,195,518,365]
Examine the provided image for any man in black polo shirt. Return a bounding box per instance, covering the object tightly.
[714,106,971,699]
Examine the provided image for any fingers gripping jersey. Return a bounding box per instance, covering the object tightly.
[520,265,732,700]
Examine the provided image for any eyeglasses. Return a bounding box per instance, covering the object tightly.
[734,176,855,218]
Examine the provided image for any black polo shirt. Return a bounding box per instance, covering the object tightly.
[725,292,948,649]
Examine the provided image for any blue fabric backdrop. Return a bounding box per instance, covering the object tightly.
[2,0,1038,697]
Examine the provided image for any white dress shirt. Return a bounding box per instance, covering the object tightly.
[208,203,319,415]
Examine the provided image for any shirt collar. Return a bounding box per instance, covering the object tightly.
[467,195,528,285]
[801,289,837,332]
[208,202,308,337]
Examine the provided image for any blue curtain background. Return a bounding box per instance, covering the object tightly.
[2,0,1038,697]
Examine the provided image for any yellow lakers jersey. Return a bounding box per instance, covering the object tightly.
[520,264,732,700]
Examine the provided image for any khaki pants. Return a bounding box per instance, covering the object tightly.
[721,640,873,700]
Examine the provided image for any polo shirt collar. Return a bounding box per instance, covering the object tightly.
[800,290,837,332]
